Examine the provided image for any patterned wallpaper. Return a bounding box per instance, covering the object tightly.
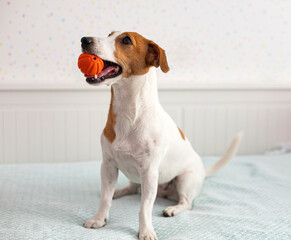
[0,0,290,86]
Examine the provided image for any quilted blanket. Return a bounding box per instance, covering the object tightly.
[0,155,290,240]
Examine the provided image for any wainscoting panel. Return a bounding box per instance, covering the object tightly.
[0,86,290,163]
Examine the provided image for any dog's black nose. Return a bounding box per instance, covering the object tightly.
[81,37,93,45]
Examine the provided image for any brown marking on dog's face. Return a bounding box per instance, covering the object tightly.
[108,31,117,37]
[178,127,185,140]
[103,87,116,143]
[113,32,169,78]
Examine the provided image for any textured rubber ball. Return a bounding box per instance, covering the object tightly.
[78,53,104,76]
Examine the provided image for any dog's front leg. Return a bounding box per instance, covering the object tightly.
[84,160,118,229]
[138,166,159,240]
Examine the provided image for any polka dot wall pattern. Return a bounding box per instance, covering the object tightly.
[0,0,290,85]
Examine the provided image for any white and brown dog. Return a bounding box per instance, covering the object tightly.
[80,31,243,240]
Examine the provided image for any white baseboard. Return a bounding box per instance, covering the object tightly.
[0,86,290,163]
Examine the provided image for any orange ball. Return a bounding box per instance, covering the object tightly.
[78,53,104,76]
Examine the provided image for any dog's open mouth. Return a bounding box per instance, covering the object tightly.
[85,59,122,85]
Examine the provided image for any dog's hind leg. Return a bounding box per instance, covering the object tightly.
[113,182,140,199]
[157,179,179,201]
[162,170,204,217]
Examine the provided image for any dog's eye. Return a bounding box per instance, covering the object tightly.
[122,36,132,45]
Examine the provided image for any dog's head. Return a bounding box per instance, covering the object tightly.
[80,31,169,86]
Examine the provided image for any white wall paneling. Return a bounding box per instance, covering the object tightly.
[0,86,291,163]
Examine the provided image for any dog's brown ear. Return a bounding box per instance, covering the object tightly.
[146,41,170,73]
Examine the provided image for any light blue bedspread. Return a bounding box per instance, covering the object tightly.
[0,155,290,240]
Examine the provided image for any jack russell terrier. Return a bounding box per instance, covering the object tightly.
[80,31,243,240]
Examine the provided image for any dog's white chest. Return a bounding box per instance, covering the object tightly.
[116,156,141,183]
[109,138,150,184]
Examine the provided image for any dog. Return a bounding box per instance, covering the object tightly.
[80,31,243,240]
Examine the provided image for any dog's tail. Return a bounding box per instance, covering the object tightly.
[205,131,244,177]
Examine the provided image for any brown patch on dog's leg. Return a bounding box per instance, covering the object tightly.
[178,127,185,140]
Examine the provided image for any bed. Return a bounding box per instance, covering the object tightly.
[0,155,290,240]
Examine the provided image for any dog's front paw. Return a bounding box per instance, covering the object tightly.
[138,229,158,240]
[83,217,107,229]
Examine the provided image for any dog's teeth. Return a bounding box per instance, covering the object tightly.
[115,66,119,72]
[94,75,97,79]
